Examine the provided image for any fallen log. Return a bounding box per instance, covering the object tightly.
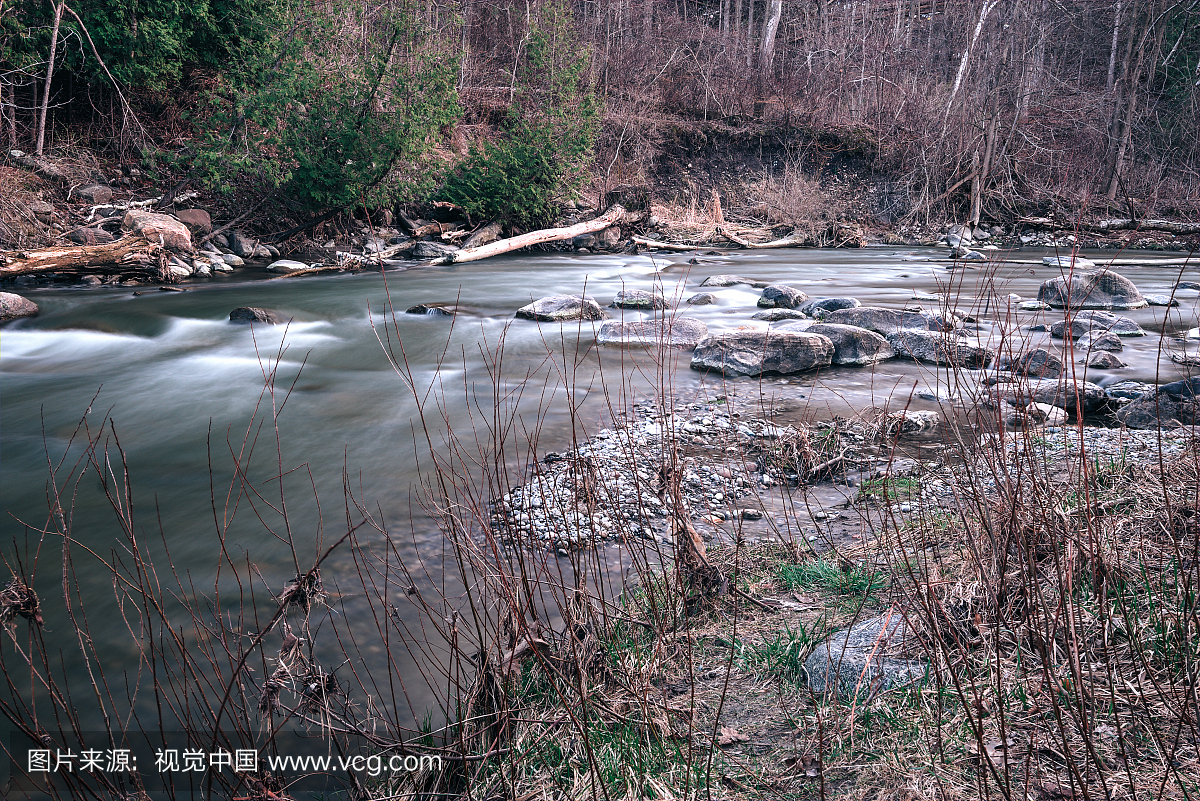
[0,236,165,278]
[718,227,808,249]
[1093,219,1200,235]
[631,236,713,252]
[430,204,632,265]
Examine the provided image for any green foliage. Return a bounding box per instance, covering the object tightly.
[736,619,828,682]
[442,0,599,227]
[186,1,459,210]
[778,558,888,598]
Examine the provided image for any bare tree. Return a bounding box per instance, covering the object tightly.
[759,0,782,72]
[34,1,64,157]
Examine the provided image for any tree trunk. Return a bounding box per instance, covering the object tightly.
[430,205,634,265]
[944,0,998,123]
[746,0,756,66]
[1107,0,1123,92]
[759,0,783,72]
[0,237,164,278]
[35,2,65,157]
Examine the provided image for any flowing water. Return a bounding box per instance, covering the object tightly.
[2,246,1197,736]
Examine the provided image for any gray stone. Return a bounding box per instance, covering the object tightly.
[686,293,717,306]
[1176,281,1200,291]
[751,309,807,322]
[611,289,668,310]
[824,306,954,335]
[413,241,460,259]
[76,184,112,204]
[1075,331,1123,352]
[1085,351,1126,369]
[757,284,808,309]
[219,253,244,267]
[1105,381,1155,402]
[1037,269,1147,310]
[1007,402,1068,427]
[229,307,286,325]
[0,292,39,320]
[230,232,257,258]
[1050,310,1145,339]
[516,294,606,322]
[700,275,770,288]
[123,209,193,251]
[799,297,860,318]
[27,200,55,222]
[1018,300,1050,311]
[806,323,894,366]
[596,226,622,249]
[886,331,993,369]
[570,234,597,249]
[175,208,212,235]
[265,259,314,274]
[406,303,460,316]
[1145,294,1180,307]
[690,330,833,377]
[804,614,926,697]
[66,227,114,245]
[1116,377,1200,429]
[1011,347,1063,378]
[988,377,1108,413]
[596,317,708,349]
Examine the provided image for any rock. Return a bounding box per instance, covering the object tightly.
[1116,377,1200,429]
[123,209,193,251]
[413,241,460,259]
[81,275,102,286]
[1042,254,1096,269]
[806,323,895,366]
[221,253,245,267]
[1018,300,1050,311]
[946,224,973,248]
[690,330,833,377]
[516,294,606,322]
[1075,331,1123,352]
[406,303,460,316]
[1037,269,1147,310]
[1085,351,1126,369]
[1050,310,1145,339]
[175,209,212,235]
[462,221,504,249]
[1176,281,1200,291]
[252,245,273,258]
[165,263,192,280]
[804,613,925,697]
[950,247,987,261]
[700,275,770,288]
[596,317,708,349]
[972,227,990,241]
[76,184,113,204]
[66,227,115,245]
[27,200,56,222]
[988,377,1108,413]
[230,232,257,258]
[570,234,596,249]
[611,289,669,310]
[686,293,717,306]
[752,309,807,322]
[1144,294,1180,307]
[799,297,860,318]
[0,292,39,320]
[886,331,993,369]
[757,284,808,309]
[1011,347,1063,378]
[1007,402,1068,427]
[1106,381,1155,402]
[265,259,314,274]
[596,226,622,249]
[229,307,287,324]
[824,306,954,334]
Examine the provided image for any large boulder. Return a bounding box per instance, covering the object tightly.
[988,377,1108,413]
[690,329,833,376]
[1010,347,1063,378]
[1037,269,1147,310]
[1050,310,1145,339]
[596,317,708,349]
[611,289,668,310]
[804,613,925,697]
[757,284,808,309]
[0,292,39,321]
[230,231,257,258]
[516,295,606,322]
[823,306,954,335]
[799,297,860,318]
[175,208,212,235]
[1116,377,1200,429]
[122,209,193,251]
[806,323,894,366]
[229,307,287,325]
[886,331,993,369]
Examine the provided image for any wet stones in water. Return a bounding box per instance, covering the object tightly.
[406,303,461,317]
[686,293,717,306]
[806,323,894,366]
[596,317,707,349]
[988,377,1107,413]
[1145,294,1180,307]
[516,294,606,322]
[1007,402,1068,427]
[1106,381,1154,402]
[1085,351,1127,369]
[611,289,668,310]
[885,331,993,369]
[700,275,770,288]
[1075,331,1123,352]
[229,307,287,325]
[757,284,808,309]
[0,292,39,320]
[690,330,833,376]
[1116,377,1200,429]
[266,259,316,274]
[1037,269,1148,310]
[823,306,954,334]
[804,614,926,698]
[1010,347,1063,378]
[799,297,860,318]
[1176,281,1200,291]
[752,309,807,322]
[1050,310,1145,339]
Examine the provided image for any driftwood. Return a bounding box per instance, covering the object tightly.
[1018,216,1200,235]
[718,227,808,248]
[631,236,711,252]
[0,236,164,278]
[429,204,631,265]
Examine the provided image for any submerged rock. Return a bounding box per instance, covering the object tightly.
[757,284,808,309]
[799,297,861,318]
[690,329,833,376]
[823,306,954,335]
[229,307,287,324]
[516,294,606,322]
[1050,310,1145,339]
[266,259,315,274]
[406,303,460,317]
[611,289,669,310]
[752,309,807,322]
[596,317,707,349]
[1037,269,1147,310]
[1085,351,1126,369]
[806,323,894,366]
[686,292,717,306]
[886,331,993,369]
[700,275,770,288]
